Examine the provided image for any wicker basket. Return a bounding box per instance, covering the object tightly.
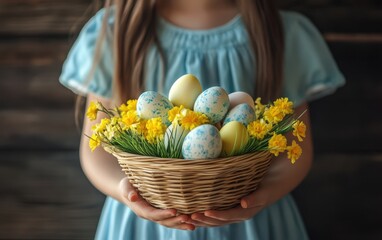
[106,147,272,214]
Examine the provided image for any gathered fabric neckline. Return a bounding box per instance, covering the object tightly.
[156,14,248,50]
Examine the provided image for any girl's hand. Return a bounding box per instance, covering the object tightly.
[119,177,196,231]
[188,187,269,227]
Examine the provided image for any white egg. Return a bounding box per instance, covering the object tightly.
[164,123,189,149]
[182,125,222,160]
[168,74,202,109]
[193,87,229,124]
[223,103,256,126]
[136,91,173,125]
[228,91,255,110]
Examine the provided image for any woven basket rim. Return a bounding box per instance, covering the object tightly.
[105,145,271,163]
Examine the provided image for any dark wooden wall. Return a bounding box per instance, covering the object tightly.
[0,0,381,239]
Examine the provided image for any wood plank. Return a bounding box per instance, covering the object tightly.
[0,109,81,151]
[0,39,77,109]
[0,38,69,66]
[0,0,95,36]
[0,65,76,109]
[324,33,382,43]
[310,99,382,152]
[0,150,105,240]
[287,6,382,34]
[0,66,76,108]
[293,153,382,240]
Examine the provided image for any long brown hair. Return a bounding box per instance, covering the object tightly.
[236,0,284,102]
[102,0,284,103]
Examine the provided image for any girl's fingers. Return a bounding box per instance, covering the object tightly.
[119,177,195,230]
[191,212,233,226]
[132,199,177,222]
[120,178,178,221]
[186,217,215,227]
[240,188,268,209]
[119,177,137,201]
[119,177,176,222]
[158,215,195,230]
[203,190,268,222]
[204,207,251,222]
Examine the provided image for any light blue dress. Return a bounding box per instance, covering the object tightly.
[60,8,345,240]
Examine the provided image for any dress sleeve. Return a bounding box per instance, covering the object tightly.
[59,8,114,98]
[282,12,345,106]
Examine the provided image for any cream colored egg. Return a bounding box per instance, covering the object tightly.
[164,123,189,149]
[228,91,255,110]
[220,121,249,157]
[168,74,202,109]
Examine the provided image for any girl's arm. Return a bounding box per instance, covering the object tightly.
[188,102,313,226]
[80,93,195,231]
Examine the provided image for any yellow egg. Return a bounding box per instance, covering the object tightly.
[220,121,249,157]
[168,74,202,109]
[228,91,255,110]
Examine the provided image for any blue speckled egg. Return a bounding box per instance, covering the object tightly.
[193,87,229,124]
[223,103,256,126]
[137,91,173,125]
[182,125,222,160]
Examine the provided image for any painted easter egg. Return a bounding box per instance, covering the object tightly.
[168,74,202,109]
[136,91,173,125]
[193,87,229,124]
[228,91,255,110]
[182,124,222,160]
[223,103,256,126]
[220,121,249,157]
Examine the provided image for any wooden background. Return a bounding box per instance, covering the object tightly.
[0,0,381,239]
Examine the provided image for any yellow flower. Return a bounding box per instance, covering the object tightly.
[89,134,101,151]
[145,118,166,143]
[263,106,284,124]
[91,118,110,134]
[247,119,272,140]
[254,97,265,116]
[104,120,119,141]
[86,101,100,121]
[180,110,209,130]
[273,98,294,115]
[168,105,184,123]
[293,120,306,142]
[287,140,302,164]
[119,99,138,113]
[268,133,287,157]
[132,119,147,135]
[121,110,139,128]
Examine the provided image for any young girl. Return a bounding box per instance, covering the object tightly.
[60,0,345,239]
